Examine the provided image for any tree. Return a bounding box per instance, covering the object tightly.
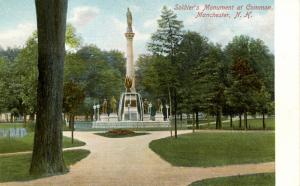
[148,6,183,138]
[0,25,80,123]
[0,48,22,120]
[63,81,85,143]
[66,45,124,100]
[176,32,211,128]
[193,44,228,129]
[30,0,68,175]
[225,35,273,129]
[225,59,261,129]
[0,47,21,62]
[64,45,125,119]
[66,24,81,49]
[14,33,38,122]
[256,85,272,129]
[136,54,170,99]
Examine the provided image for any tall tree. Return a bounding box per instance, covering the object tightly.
[225,35,273,128]
[15,33,38,122]
[148,6,183,138]
[256,85,272,129]
[30,0,68,175]
[63,81,85,143]
[176,31,210,128]
[225,59,261,129]
[194,44,228,129]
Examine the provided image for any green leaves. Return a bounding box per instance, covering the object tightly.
[63,81,85,114]
[66,24,81,49]
[148,6,183,57]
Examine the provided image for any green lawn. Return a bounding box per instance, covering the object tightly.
[149,131,274,167]
[0,123,24,129]
[199,118,275,130]
[0,132,85,154]
[0,149,90,183]
[189,172,275,186]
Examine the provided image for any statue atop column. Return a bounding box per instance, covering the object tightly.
[127,8,133,32]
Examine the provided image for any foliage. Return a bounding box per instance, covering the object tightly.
[0,25,126,121]
[0,10,274,127]
[176,32,211,114]
[147,5,184,99]
[66,24,81,49]
[148,6,183,57]
[193,44,228,128]
[63,81,85,114]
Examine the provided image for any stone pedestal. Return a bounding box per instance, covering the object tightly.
[100,114,109,122]
[143,114,151,121]
[109,113,118,122]
[155,113,165,122]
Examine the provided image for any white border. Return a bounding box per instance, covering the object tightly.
[276,0,300,185]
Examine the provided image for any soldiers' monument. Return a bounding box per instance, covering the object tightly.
[92,8,169,128]
[117,8,144,121]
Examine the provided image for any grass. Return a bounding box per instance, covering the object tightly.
[0,149,90,183]
[0,123,24,129]
[189,172,275,186]
[199,118,275,130]
[0,132,85,154]
[149,131,274,167]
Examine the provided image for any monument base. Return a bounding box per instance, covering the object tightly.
[118,92,143,121]
[155,113,165,122]
[92,120,170,129]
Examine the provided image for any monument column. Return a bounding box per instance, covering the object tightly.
[125,32,135,92]
[125,8,135,92]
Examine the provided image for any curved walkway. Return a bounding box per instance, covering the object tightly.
[3,131,274,186]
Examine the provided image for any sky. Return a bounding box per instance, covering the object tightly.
[0,0,274,60]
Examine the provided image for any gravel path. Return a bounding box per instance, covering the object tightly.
[3,130,275,186]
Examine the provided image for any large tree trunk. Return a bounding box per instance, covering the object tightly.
[30,0,68,175]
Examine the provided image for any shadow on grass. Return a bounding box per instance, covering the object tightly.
[0,149,90,183]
